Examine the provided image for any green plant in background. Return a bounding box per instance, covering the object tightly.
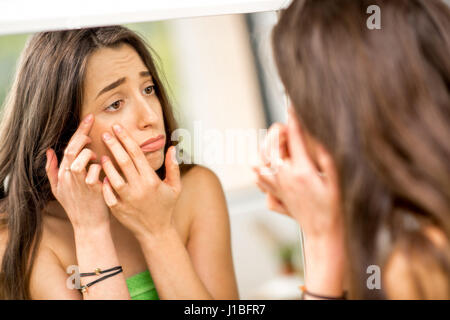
[278,242,304,275]
[255,219,304,277]
[279,243,295,273]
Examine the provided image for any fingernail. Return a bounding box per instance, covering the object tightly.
[103,177,109,184]
[84,114,93,124]
[113,124,122,133]
[102,132,111,141]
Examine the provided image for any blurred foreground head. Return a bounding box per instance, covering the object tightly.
[273,0,450,299]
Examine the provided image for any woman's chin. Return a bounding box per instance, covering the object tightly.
[144,149,165,171]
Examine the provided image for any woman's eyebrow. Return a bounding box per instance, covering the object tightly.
[140,70,152,79]
[96,77,126,100]
[95,71,152,101]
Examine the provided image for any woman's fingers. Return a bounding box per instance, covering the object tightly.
[253,166,281,198]
[163,146,181,193]
[102,177,119,208]
[102,129,140,184]
[261,122,288,167]
[266,193,289,215]
[60,135,92,177]
[46,146,102,197]
[269,123,288,160]
[255,180,267,194]
[85,163,102,186]
[70,148,97,176]
[111,124,160,181]
[277,126,288,160]
[59,114,94,175]
[101,155,127,195]
[258,175,279,198]
[254,172,289,215]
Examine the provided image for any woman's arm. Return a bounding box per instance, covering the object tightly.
[253,106,347,299]
[137,166,239,299]
[302,232,346,299]
[29,225,130,300]
[73,226,130,300]
[43,114,131,299]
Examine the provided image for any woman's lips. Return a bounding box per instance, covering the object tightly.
[140,135,165,153]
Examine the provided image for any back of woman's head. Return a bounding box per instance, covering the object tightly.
[273,0,450,298]
[0,26,180,299]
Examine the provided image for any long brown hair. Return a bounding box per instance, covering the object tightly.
[0,26,193,299]
[273,0,450,298]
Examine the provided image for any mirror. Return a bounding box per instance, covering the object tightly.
[0,2,304,300]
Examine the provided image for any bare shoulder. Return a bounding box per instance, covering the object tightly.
[175,165,227,229]
[180,165,223,192]
[383,225,449,299]
[178,165,226,211]
[0,223,8,298]
[177,166,238,299]
[31,215,80,299]
[0,223,8,268]
[0,213,80,299]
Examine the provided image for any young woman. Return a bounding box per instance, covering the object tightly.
[254,0,450,299]
[0,26,239,299]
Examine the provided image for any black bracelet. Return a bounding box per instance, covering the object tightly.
[80,267,123,294]
[300,285,347,300]
[80,266,122,277]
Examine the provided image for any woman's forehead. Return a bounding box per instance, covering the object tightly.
[88,45,144,76]
[83,44,149,95]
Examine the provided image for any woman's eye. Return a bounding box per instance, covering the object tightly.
[105,100,121,112]
[143,85,155,96]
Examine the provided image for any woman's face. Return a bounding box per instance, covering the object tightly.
[81,43,166,180]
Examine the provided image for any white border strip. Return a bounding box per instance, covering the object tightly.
[0,0,292,35]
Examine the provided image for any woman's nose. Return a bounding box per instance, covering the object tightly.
[135,96,159,129]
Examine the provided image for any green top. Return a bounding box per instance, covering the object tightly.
[125,270,159,300]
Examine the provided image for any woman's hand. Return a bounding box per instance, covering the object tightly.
[253,106,347,298]
[253,105,343,240]
[100,124,181,241]
[253,121,290,215]
[46,114,111,231]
